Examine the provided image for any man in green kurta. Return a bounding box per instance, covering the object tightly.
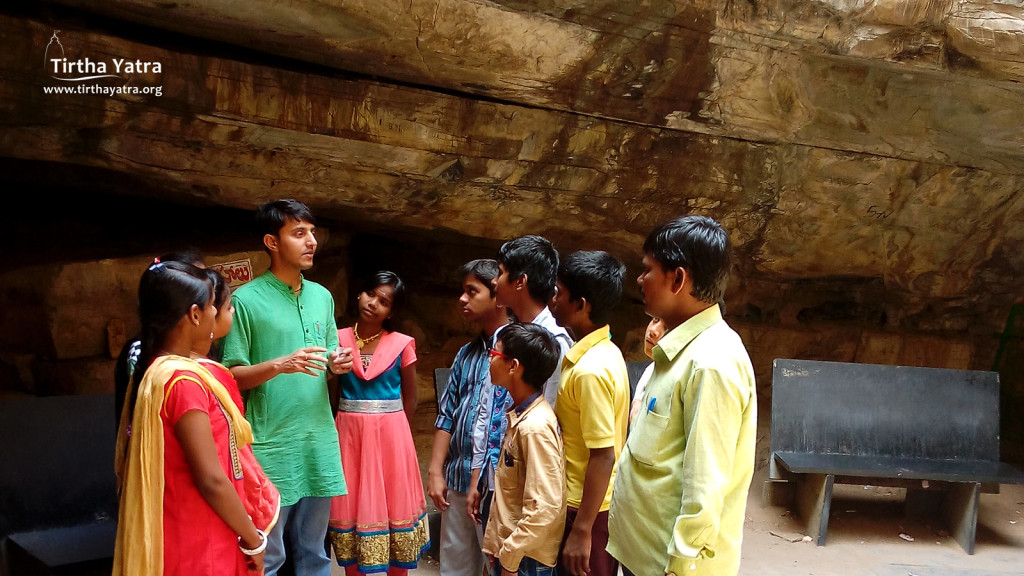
[221,199,353,576]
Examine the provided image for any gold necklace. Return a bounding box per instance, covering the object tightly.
[354,323,384,348]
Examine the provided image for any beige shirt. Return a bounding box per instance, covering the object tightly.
[482,396,567,570]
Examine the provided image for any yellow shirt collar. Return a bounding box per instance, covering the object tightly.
[564,325,611,365]
[654,305,723,363]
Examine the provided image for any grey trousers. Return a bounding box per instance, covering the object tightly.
[439,490,486,576]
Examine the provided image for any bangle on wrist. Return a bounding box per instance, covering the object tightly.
[238,528,267,556]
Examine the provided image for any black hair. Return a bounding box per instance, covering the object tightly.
[497,235,558,303]
[113,250,206,431]
[204,268,230,311]
[255,199,316,250]
[642,215,731,304]
[129,261,213,417]
[204,268,231,362]
[359,270,406,332]
[497,323,559,391]
[458,259,500,297]
[557,251,625,325]
[157,249,205,268]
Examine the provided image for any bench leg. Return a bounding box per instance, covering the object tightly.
[795,473,834,546]
[941,482,980,555]
[762,479,795,508]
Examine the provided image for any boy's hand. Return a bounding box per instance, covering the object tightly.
[467,486,482,524]
[427,472,449,511]
[561,527,592,576]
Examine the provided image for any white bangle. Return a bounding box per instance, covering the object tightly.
[238,529,267,556]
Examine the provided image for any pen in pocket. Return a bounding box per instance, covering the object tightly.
[647,397,657,412]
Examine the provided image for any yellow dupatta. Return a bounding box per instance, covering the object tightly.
[112,355,254,576]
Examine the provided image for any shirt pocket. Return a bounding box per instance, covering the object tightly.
[626,408,670,466]
[311,324,329,349]
[495,443,522,518]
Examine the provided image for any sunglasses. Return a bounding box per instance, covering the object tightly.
[489,348,511,361]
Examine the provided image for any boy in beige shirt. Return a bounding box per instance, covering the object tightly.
[481,323,566,576]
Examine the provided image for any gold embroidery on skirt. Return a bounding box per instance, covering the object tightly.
[329,516,429,568]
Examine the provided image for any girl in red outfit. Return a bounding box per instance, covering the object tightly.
[114,260,267,576]
[195,267,281,533]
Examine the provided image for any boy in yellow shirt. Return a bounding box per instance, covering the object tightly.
[549,251,630,576]
[607,216,756,576]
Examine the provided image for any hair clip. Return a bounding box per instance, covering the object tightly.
[149,258,166,272]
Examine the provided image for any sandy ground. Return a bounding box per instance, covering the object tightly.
[334,405,1024,576]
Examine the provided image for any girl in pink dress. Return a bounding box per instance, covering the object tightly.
[329,271,429,575]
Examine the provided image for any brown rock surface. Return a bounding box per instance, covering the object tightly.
[0,3,1022,410]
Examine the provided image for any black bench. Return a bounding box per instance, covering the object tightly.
[0,394,118,575]
[767,359,1024,554]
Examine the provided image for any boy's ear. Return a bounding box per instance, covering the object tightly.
[263,234,279,253]
[670,267,687,295]
[509,357,522,376]
[513,274,528,291]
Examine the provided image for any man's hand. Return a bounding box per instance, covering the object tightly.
[467,486,482,524]
[561,527,592,576]
[427,471,449,511]
[278,347,328,376]
[329,346,354,375]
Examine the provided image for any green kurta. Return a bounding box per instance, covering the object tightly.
[220,271,346,506]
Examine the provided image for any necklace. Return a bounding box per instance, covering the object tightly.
[353,323,384,348]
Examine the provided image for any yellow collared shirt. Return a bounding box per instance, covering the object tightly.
[608,305,757,576]
[555,325,630,509]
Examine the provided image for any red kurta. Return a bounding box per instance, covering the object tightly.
[198,359,281,532]
[160,370,249,576]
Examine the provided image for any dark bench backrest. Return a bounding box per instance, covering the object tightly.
[771,359,1001,464]
[0,394,118,539]
[434,368,450,410]
[433,361,651,410]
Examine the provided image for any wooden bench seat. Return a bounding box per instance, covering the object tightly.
[766,359,1024,554]
[774,452,1024,484]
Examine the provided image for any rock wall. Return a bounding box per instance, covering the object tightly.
[0,2,1022,429]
